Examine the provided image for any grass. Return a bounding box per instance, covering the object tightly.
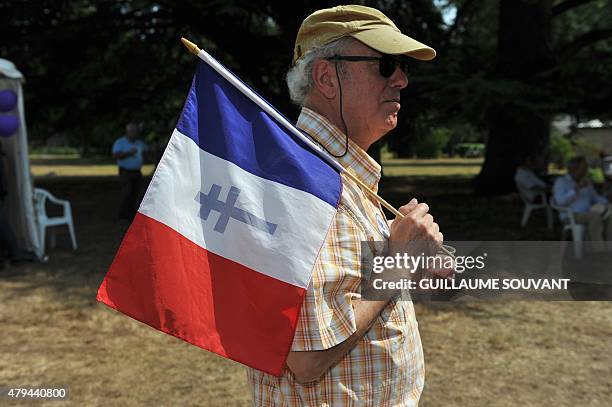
[1,157,611,406]
[381,157,484,178]
[28,155,482,179]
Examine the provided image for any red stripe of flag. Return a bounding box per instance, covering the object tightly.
[97,213,306,375]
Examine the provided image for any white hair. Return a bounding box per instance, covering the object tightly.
[286,37,353,106]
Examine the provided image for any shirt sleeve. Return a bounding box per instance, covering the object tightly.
[516,170,546,190]
[553,177,576,206]
[112,138,122,154]
[291,204,366,351]
[529,172,547,188]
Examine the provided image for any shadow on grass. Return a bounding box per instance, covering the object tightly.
[30,157,116,166]
[4,174,561,305]
[380,175,558,241]
[3,176,138,307]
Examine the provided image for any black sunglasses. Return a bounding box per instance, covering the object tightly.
[326,54,409,78]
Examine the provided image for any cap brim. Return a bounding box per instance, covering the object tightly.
[350,27,436,61]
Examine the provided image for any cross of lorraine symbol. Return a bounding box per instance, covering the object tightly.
[196,184,278,235]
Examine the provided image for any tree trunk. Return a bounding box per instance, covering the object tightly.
[389,118,419,158]
[474,0,554,194]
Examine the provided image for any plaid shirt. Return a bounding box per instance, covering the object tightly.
[247,107,425,406]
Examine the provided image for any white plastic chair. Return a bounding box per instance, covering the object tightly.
[549,197,586,259]
[34,188,77,255]
[517,187,553,229]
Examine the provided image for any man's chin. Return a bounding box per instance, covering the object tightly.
[384,115,398,130]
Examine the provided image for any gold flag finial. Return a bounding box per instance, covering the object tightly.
[181,37,200,55]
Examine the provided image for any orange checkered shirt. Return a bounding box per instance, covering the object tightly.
[247,107,425,406]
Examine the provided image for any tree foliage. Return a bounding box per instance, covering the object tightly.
[470,0,612,193]
[1,0,610,172]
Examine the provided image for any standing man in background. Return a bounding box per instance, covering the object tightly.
[112,123,147,221]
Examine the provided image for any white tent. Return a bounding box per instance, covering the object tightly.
[0,58,41,258]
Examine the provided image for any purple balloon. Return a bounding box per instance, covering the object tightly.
[0,89,18,112]
[0,115,19,137]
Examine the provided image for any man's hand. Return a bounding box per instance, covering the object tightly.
[388,198,443,263]
[426,254,455,279]
[113,147,137,160]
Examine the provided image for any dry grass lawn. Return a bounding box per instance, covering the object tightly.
[381,157,484,178]
[1,157,611,406]
[29,155,480,179]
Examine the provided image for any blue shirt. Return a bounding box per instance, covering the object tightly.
[553,174,608,216]
[112,136,147,170]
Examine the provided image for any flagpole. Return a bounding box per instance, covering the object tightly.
[179,38,453,258]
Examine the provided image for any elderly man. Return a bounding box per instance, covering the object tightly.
[553,156,611,251]
[247,5,443,406]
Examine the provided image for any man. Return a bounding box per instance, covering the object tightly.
[553,156,611,251]
[112,123,147,221]
[514,155,549,203]
[247,5,444,405]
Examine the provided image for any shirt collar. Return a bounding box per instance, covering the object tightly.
[296,107,381,191]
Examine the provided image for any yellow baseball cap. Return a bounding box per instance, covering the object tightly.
[293,5,436,65]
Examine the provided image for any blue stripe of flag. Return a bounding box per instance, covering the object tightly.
[176,61,341,208]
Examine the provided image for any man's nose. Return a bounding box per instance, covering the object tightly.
[389,66,408,89]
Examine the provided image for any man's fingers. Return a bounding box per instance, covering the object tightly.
[410,203,429,218]
[429,255,455,279]
[428,222,439,239]
[398,198,418,215]
[398,201,429,220]
[422,213,434,227]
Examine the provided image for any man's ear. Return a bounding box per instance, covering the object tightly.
[311,59,338,100]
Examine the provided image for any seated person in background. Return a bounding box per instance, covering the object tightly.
[514,155,549,203]
[553,156,612,251]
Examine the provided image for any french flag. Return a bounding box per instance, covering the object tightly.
[97,56,342,376]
